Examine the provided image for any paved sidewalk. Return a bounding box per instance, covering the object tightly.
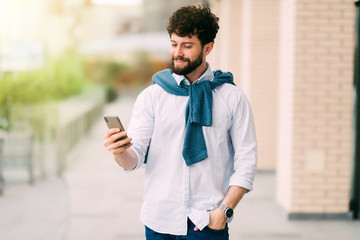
[1,96,360,240]
[0,178,69,240]
[232,172,360,240]
[64,96,145,240]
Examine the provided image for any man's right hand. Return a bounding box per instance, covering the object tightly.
[104,128,133,157]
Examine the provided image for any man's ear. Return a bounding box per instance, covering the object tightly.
[203,42,214,56]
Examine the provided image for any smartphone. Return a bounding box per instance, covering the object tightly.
[104,115,130,146]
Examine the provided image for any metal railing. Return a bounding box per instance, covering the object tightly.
[0,86,106,195]
[0,138,4,195]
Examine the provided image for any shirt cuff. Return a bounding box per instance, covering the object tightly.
[123,145,143,173]
[188,208,210,231]
[229,176,254,192]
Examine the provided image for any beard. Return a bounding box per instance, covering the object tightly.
[171,51,203,76]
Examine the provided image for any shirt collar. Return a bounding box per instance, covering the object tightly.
[172,63,214,86]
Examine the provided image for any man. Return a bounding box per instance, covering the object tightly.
[104,5,257,240]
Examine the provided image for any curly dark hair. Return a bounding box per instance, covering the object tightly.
[166,5,219,46]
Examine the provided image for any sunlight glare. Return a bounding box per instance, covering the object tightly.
[91,0,142,6]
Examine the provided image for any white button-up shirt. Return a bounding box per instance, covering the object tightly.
[127,65,257,235]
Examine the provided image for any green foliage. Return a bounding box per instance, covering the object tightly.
[100,61,129,85]
[0,50,87,105]
[0,50,89,134]
[97,61,129,102]
[85,60,130,102]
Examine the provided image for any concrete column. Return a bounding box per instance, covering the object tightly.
[276,0,296,212]
[239,0,252,96]
[249,0,280,170]
[209,0,243,87]
[210,0,280,170]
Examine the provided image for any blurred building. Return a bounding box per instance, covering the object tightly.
[208,0,356,219]
[76,0,147,62]
[142,0,198,32]
[78,0,201,61]
[0,0,61,71]
[0,0,105,70]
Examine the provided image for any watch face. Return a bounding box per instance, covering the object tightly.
[225,208,233,218]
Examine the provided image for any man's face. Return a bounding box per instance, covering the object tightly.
[170,33,204,76]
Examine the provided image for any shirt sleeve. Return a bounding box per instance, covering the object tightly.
[126,86,155,171]
[228,89,257,191]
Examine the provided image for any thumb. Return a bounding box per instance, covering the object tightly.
[194,226,200,231]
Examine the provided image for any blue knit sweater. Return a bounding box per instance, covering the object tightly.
[152,69,235,166]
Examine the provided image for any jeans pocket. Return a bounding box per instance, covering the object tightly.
[203,225,229,240]
[205,224,228,233]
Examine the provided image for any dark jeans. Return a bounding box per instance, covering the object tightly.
[145,219,229,240]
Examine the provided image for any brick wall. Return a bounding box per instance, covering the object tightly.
[278,0,355,215]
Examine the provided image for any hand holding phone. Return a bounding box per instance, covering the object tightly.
[104,116,131,147]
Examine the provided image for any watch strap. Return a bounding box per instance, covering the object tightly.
[218,203,228,212]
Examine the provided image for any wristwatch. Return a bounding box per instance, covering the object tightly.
[218,203,234,223]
